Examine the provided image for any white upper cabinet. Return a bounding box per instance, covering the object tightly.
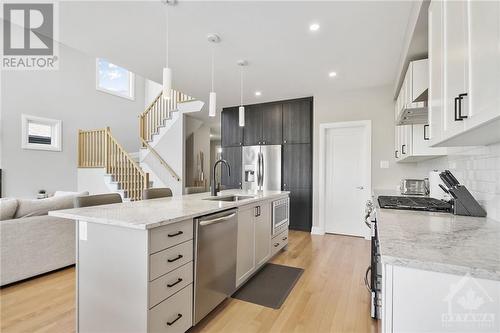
[395,60,429,125]
[466,0,500,129]
[428,0,444,144]
[442,0,467,139]
[430,0,500,147]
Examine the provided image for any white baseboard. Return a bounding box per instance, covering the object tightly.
[310,226,325,235]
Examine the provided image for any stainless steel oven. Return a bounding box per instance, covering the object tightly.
[364,200,381,319]
[272,198,289,236]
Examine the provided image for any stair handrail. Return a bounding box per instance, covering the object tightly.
[139,89,195,144]
[78,127,149,200]
[139,137,181,181]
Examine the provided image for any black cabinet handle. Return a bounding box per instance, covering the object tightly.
[458,93,468,119]
[454,97,463,121]
[274,243,280,247]
[401,145,406,155]
[423,125,430,141]
[395,150,399,159]
[166,314,182,326]
[167,278,183,288]
[167,254,183,263]
[167,231,183,238]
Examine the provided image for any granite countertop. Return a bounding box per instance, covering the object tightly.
[49,190,289,230]
[373,190,500,281]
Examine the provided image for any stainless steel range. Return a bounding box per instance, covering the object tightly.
[377,196,452,213]
[364,200,381,319]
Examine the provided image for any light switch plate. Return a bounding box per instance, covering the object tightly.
[380,160,390,169]
[79,221,87,241]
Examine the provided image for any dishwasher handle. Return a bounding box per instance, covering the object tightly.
[199,213,237,226]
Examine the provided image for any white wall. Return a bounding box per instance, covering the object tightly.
[417,143,500,222]
[77,168,111,195]
[312,85,421,229]
[1,42,146,198]
[144,79,162,108]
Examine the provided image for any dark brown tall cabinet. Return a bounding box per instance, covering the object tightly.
[221,97,313,232]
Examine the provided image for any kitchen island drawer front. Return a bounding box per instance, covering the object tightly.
[149,284,193,333]
[149,219,194,254]
[150,240,193,281]
[271,229,288,256]
[149,262,193,309]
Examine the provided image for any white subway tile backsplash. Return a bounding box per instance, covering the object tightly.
[418,142,500,222]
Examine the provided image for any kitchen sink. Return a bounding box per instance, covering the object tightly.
[203,195,254,202]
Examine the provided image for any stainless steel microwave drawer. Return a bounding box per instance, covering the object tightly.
[149,219,194,254]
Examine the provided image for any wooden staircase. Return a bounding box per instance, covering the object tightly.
[78,89,195,200]
[139,89,194,143]
[78,127,149,201]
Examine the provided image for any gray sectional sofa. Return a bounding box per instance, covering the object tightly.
[0,192,87,286]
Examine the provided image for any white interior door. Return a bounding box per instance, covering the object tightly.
[324,125,370,237]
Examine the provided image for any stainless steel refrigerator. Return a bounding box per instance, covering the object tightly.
[242,145,281,191]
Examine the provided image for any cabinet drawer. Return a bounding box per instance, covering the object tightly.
[271,230,288,256]
[150,240,193,281]
[149,284,193,333]
[149,262,193,309]
[149,219,193,254]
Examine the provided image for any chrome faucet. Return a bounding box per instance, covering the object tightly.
[212,159,231,196]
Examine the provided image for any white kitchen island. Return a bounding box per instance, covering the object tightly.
[49,190,289,333]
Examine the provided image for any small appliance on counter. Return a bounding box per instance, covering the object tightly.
[439,170,487,217]
[399,179,429,196]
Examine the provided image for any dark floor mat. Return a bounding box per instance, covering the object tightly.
[231,263,304,309]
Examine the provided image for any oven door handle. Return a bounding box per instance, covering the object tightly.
[364,266,372,292]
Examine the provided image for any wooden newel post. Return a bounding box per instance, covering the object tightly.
[144,173,150,189]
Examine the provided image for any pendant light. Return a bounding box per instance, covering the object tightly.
[237,60,247,127]
[207,34,221,117]
[162,1,175,100]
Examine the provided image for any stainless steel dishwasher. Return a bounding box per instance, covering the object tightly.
[194,209,237,324]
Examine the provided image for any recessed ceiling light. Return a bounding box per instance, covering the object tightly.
[309,23,320,32]
[255,91,262,97]
[329,71,337,78]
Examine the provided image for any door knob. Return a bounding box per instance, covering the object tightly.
[356,186,364,190]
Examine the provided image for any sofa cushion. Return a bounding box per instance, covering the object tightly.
[0,198,18,221]
[14,191,88,218]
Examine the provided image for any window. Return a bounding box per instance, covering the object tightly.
[96,58,135,100]
[21,114,62,151]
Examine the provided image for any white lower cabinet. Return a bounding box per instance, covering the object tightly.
[236,205,256,286]
[255,203,272,267]
[395,124,446,163]
[149,285,193,333]
[236,201,273,287]
[271,229,289,257]
[382,264,500,332]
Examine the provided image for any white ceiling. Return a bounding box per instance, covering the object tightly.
[56,1,414,127]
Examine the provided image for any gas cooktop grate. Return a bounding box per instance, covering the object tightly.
[378,196,452,212]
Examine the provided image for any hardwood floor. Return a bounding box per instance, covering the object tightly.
[0,231,378,333]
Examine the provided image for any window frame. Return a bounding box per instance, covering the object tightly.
[21,114,62,151]
[95,58,135,101]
